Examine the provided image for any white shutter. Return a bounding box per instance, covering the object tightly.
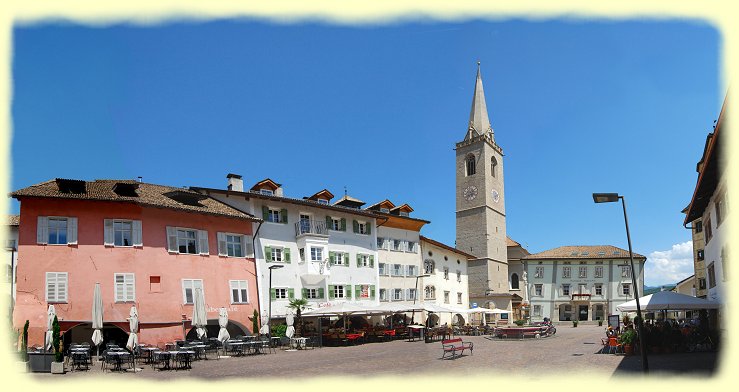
[37,216,48,244]
[406,289,411,301]
[46,272,56,302]
[132,220,143,247]
[182,280,192,304]
[57,273,67,302]
[198,230,209,255]
[217,232,227,256]
[244,236,253,258]
[126,274,135,301]
[67,217,78,244]
[115,274,125,301]
[104,219,115,246]
[166,226,178,253]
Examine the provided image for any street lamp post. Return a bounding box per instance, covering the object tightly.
[410,274,430,325]
[267,265,284,340]
[593,192,649,373]
[6,244,16,318]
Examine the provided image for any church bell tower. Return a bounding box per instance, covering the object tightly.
[455,62,511,310]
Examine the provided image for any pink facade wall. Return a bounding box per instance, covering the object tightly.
[14,198,259,347]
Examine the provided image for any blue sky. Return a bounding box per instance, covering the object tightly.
[10,18,721,286]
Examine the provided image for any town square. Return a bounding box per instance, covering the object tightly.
[1,2,733,386]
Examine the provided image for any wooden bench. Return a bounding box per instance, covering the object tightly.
[441,338,473,359]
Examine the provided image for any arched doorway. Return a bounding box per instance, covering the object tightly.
[62,322,129,352]
[426,313,440,327]
[453,313,466,326]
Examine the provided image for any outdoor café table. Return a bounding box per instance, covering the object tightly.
[226,341,248,356]
[153,351,172,370]
[184,344,207,360]
[290,337,308,350]
[248,341,264,355]
[106,351,131,371]
[71,351,90,370]
[407,325,424,342]
[172,350,195,369]
[140,347,158,364]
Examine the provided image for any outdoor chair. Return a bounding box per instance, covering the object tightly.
[279,336,290,348]
[259,337,275,354]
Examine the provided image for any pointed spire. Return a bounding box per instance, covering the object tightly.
[466,61,494,141]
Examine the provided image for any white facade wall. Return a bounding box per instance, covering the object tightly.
[208,193,379,319]
[419,239,470,326]
[3,223,19,302]
[701,179,728,304]
[377,226,422,305]
[526,257,645,323]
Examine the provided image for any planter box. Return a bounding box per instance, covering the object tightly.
[27,352,54,373]
[51,361,65,374]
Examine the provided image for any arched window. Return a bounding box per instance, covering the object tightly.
[424,259,435,275]
[465,154,476,176]
[510,273,519,290]
[491,156,497,178]
[424,285,436,300]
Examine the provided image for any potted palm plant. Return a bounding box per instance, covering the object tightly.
[572,320,578,328]
[286,298,311,337]
[618,328,637,355]
[50,316,64,374]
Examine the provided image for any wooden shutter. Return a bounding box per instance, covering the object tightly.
[352,220,358,233]
[344,252,350,265]
[132,220,143,247]
[370,285,375,300]
[366,222,371,235]
[301,288,308,298]
[288,288,295,300]
[239,235,248,257]
[46,272,56,302]
[284,248,291,263]
[217,232,227,256]
[356,254,361,267]
[37,216,48,244]
[280,209,288,224]
[104,219,115,246]
[329,251,335,265]
[328,285,335,299]
[345,285,352,299]
[318,287,324,299]
[340,218,346,231]
[325,216,332,229]
[262,206,269,220]
[245,238,254,258]
[166,226,178,253]
[369,255,374,268]
[270,288,276,300]
[67,217,78,244]
[265,246,273,262]
[198,230,209,255]
[355,286,361,299]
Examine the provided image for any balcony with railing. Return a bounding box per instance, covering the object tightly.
[294,220,329,238]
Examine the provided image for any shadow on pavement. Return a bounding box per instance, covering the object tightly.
[612,351,719,376]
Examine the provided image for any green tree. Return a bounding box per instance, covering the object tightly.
[21,320,29,361]
[286,298,312,337]
[252,309,259,335]
[52,316,63,362]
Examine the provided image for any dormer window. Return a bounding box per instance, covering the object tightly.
[399,211,409,217]
[317,198,329,205]
[260,189,274,196]
[380,208,390,213]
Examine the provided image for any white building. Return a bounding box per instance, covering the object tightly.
[523,245,646,323]
[419,236,472,326]
[369,200,428,312]
[193,176,380,320]
[683,96,727,330]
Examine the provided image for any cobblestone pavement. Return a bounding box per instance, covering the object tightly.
[28,325,720,381]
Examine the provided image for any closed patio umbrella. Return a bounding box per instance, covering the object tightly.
[217,307,230,343]
[125,306,139,350]
[285,312,295,338]
[92,283,104,356]
[126,306,139,372]
[45,305,56,351]
[192,287,208,339]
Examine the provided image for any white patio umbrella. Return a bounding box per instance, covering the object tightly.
[616,291,721,312]
[92,283,104,356]
[217,307,230,342]
[192,287,208,339]
[259,316,270,335]
[285,313,295,338]
[126,306,139,372]
[125,306,139,350]
[45,305,56,351]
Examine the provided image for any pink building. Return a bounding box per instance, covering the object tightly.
[12,179,261,348]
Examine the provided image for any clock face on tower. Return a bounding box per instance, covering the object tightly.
[463,185,478,201]
[491,189,500,203]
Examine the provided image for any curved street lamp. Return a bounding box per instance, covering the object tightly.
[593,192,649,373]
[267,265,284,340]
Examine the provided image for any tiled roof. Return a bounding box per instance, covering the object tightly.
[524,245,645,260]
[7,214,19,226]
[506,237,520,247]
[419,235,476,259]
[11,179,259,222]
[190,187,381,219]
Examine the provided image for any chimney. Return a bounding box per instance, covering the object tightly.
[227,173,243,192]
